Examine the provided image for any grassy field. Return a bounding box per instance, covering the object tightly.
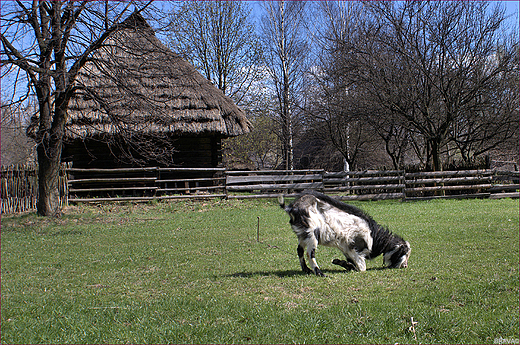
[1,198,518,344]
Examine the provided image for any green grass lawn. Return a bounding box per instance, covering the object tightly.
[1,198,518,344]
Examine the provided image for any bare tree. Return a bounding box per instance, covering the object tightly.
[261,1,309,170]
[1,1,153,215]
[167,1,262,106]
[350,1,518,170]
[450,44,519,166]
[306,1,373,171]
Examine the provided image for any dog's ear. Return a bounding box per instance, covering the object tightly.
[278,194,285,209]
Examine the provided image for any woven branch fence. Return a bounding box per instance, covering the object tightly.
[1,163,69,214]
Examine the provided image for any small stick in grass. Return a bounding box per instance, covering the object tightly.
[408,317,418,340]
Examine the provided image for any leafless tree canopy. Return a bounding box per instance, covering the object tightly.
[261,1,310,170]
[167,1,262,105]
[309,1,519,171]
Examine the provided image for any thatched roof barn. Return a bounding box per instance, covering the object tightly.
[63,12,251,169]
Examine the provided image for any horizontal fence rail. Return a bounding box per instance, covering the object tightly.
[403,170,496,201]
[324,170,406,201]
[2,164,518,213]
[226,170,324,199]
[66,167,226,203]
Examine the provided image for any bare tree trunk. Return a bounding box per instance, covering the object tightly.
[34,51,63,215]
[283,80,293,170]
[261,0,307,171]
[36,95,66,216]
[430,139,442,172]
[37,142,62,216]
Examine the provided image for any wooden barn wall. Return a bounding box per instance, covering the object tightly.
[62,135,223,169]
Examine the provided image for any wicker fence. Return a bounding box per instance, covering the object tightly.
[1,165,518,214]
[1,163,69,214]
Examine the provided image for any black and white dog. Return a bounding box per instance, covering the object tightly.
[279,190,410,276]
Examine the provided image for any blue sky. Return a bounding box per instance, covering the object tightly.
[499,0,519,29]
[502,0,519,16]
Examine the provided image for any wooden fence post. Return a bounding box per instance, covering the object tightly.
[400,170,406,201]
[60,162,71,208]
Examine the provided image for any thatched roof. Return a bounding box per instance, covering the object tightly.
[66,12,251,139]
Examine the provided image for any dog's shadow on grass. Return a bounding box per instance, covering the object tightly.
[225,266,386,279]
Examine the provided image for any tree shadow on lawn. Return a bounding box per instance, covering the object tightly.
[224,266,386,278]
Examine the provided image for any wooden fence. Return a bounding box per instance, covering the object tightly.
[226,169,324,199]
[324,170,405,201]
[228,169,519,201]
[2,165,518,214]
[67,167,226,203]
[404,170,494,201]
[1,163,68,214]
